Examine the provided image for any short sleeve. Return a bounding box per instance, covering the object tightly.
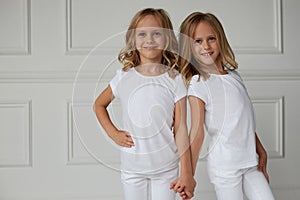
[174,74,187,102]
[109,69,123,98]
[187,75,208,104]
[231,70,244,82]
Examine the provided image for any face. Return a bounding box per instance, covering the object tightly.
[192,21,221,69]
[135,15,166,65]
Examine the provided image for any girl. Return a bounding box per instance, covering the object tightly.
[94,8,195,200]
[178,12,275,199]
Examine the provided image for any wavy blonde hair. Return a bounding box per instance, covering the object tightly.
[179,12,238,85]
[118,8,178,73]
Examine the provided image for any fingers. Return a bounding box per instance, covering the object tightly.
[185,191,193,199]
[259,155,270,183]
[124,134,134,147]
[258,164,270,183]
[180,191,187,199]
[264,172,270,183]
[173,183,194,199]
[170,179,177,189]
[177,187,194,199]
[172,181,183,193]
[262,168,270,183]
[174,184,185,193]
[114,131,135,147]
[180,191,193,200]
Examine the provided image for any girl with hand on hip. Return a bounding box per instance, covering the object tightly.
[176,12,275,200]
[94,8,195,200]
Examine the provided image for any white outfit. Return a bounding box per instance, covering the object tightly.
[207,165,275,200]
[121,167,178,200]
[188,70,274,200]
[110,68,186,200]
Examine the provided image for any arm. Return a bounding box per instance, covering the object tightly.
[255,133,269,183]
[171,97,196,199]
[93,85,134,147]
[189,96,205,176]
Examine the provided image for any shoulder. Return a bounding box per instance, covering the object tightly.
[110,68,131,85]
[229,70,243,81]
[114,67,133,78]
[167,69,185,85]
[117,67,133,74]
[191,74,200,80]
[190,74,205,85]
[172,72,186,89]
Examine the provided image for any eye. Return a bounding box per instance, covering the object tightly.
[137,32,146,37]
[194,39,202,44]
[208,36,216,41]
[153,31,162,36]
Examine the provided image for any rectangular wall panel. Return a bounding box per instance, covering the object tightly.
[66,0,282,55]
[67,101,121,169]
[0,101,32,167]
[252,97,284,158]
[0,0,30,55]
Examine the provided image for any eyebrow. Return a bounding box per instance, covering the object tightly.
[193,34,216,39]
[136,28,163,31]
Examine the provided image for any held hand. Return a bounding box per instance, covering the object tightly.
[109,130,134,147]
[170,176,196,199]
[258,152,270,183]
[170,179,189,199]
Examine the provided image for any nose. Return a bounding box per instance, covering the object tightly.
[201,40,210,50]
[146,34,154,44]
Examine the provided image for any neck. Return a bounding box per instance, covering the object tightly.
[205,60,227,75]
[135,63,168,76]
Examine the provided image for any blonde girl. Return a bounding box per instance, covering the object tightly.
[178,12,275,200]
[94,8,195,200]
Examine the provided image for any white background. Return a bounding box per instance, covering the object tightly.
[0,0,299,199]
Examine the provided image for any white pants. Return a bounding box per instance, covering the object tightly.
[208,165,275,200]
[121,167,178,200]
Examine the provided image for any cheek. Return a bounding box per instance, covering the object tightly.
[192,45,203,53]
[213,45,220,57]
[156,36,166,46]
[212,43,220,51]
[135,38,143,48]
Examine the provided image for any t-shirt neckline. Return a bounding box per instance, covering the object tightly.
[133,67,168,78]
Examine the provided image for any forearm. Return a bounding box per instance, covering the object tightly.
[255,133,267,157]
[175,126,193,177]
[190,128,204,175]
[94,105,118,137]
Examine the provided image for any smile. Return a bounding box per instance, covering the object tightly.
[201,52,213,56]
[143,46,158,50]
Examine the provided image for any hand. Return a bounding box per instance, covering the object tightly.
[109,130,134,147]
[257,152,270,183]
[178,189,191,200]
[170,176,196,199]
[170,178,189,199]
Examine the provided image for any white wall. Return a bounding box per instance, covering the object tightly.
[0,0,300,199]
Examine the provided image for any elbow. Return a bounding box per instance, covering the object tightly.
[93,99,108,114]
[93,103,97,113]
[93,99,103,113]
[93,100,98,113]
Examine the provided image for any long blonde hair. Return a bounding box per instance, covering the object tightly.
[118,8,178,72]
[179,12,238,85]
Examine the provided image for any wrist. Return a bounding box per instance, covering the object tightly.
[108,129,119,138]
[258,149,267,157]
[180,170,193,178]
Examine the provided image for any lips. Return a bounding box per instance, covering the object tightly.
[200,52,213,56]
[143,46,159,50]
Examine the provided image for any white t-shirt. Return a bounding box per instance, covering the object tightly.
[110,67,187,174]
[188,70,258,170]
